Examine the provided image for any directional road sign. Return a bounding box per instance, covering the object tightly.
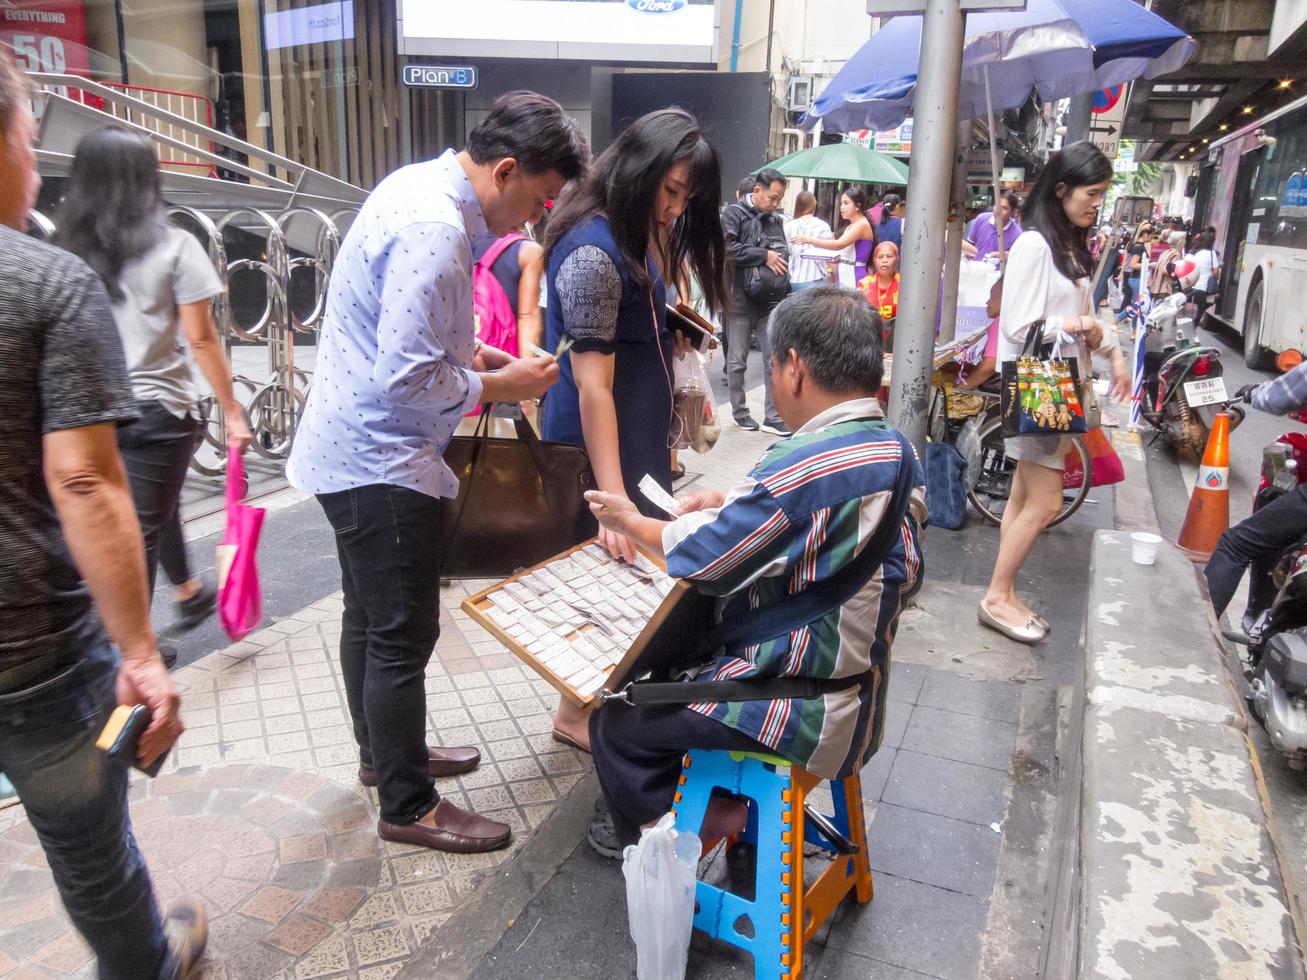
[1089,85,1127,160]
[1092,85,1124,114]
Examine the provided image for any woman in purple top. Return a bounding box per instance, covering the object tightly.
[963,192,1022,260]
[791,186,876,281]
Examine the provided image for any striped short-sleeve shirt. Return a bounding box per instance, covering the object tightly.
[662,397,926,779]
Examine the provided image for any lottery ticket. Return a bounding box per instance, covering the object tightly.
[638,474,679,516]
[484,607,518,630]
[487,591,523,613]
[503,582,534,605]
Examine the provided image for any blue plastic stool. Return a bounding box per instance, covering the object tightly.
[671,749,873,980]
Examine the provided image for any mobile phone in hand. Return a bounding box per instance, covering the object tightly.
[96,704,169,778]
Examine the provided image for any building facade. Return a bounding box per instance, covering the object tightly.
[4,0,884,192]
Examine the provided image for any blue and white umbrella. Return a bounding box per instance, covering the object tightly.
[803,0,1195,134]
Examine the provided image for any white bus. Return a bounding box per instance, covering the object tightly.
[1195,95,1307,368]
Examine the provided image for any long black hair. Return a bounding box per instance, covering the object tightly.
[879,193,901,226]
[55,126,168,301]
[545,108,726,315]
[1020,141,1113,281]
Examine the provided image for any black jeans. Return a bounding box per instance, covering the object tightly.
[117,402,200,595]
[0,643,180,979]
[1205,484,1307,618]
[317,484,444,823]
[589,702,769,847]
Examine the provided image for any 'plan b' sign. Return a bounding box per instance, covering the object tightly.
[402,65,479,90]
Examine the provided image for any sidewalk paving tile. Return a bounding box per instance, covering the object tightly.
[815,949,943,980]
[866,803,1002,899]
[879,700,911,751]
[860,747,897,803]
[917,670,1021,723]
[825,872,986,980]
[900,705,1018,771]
[887,661,928,705]
[883,750,1009,828]
[0,580,592,978]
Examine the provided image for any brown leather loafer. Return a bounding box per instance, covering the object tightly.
[377,799,511,854]
[358,745,481,787]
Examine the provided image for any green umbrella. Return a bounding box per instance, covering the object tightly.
[766,143,909,185]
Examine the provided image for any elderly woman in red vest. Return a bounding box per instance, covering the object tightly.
[859,241,900,347]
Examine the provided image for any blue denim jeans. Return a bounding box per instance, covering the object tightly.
[1115,276,1140,322]
[0,643,177,980]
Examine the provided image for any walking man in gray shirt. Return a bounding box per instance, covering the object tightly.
[288,92,587,854]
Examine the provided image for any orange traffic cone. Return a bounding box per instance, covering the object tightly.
[1177,412,1231,562]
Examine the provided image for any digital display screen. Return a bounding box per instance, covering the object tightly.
[398,0,719,64]
[264,1,355,51]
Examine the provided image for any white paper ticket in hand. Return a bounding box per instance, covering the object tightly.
[638,474,679,516]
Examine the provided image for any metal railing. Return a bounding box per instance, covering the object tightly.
[102,83,217,176]
[29,203,356,477]
[28,72,365,206]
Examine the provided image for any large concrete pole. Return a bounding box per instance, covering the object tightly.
[888,0,966,448]
[938,119,971,343]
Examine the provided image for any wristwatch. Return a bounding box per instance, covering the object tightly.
[473,339,483,356]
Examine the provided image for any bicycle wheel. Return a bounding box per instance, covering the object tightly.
[247,382,306,459]
[966,413,1091,527]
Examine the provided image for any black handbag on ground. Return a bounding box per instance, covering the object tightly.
[612,429,919,707]
[439,406,596,579]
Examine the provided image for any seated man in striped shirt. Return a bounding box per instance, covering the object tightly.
[583,285,926,854]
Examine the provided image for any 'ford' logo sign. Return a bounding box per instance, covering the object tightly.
[628,0,686,12]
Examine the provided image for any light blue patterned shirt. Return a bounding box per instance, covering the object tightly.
[287,150,487,499]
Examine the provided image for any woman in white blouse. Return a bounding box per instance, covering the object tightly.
[980,144,1131,644]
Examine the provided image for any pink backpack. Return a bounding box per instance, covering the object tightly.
[473,233,526,357]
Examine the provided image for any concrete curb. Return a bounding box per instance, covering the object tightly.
[395,772,602,979]
[1077,530,1302,979]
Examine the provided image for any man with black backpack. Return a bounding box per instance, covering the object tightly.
[722,167,792,434]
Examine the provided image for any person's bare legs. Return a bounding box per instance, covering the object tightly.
[984,459,1064,626]
[992,466,1036,622]
[553,697,592,752]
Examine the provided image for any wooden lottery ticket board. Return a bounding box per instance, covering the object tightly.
[461,538,715,707]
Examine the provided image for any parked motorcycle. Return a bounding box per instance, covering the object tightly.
[1223,427,1307,767]
[1137,292,1245,459]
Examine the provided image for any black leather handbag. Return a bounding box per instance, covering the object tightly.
[439,406,596,579]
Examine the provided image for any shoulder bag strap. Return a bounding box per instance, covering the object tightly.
[1020,319,1046,359]
[704,428,917,651]
[476,232,525,271]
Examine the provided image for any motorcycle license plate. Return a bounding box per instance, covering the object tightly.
[1183,377,1229,407]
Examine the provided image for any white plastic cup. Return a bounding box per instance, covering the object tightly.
[1131,532,1163,566]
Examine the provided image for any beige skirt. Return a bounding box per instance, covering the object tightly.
[1005,433,1071,470]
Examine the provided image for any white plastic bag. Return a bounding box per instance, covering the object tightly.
[622,812,701,980]
[672,350,719,454]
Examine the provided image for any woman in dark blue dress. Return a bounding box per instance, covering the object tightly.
[540,107,726,750]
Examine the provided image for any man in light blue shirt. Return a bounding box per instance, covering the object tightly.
[288,91,587,855]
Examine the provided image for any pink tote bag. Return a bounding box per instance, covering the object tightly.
[216,447,266,641]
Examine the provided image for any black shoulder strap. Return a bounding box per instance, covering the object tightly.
[704,428,918,652]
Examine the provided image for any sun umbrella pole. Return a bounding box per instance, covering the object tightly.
[938,120,971,344]
[984,65,1007,268]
